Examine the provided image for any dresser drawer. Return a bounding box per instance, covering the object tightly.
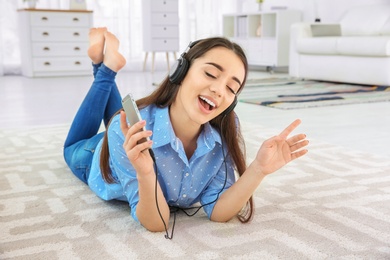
[151,26,178,38]
[151,12,178,25]
[30,11,91,27]
[151,0,178,12]
[32,57,90,72]
[150,38,179,51]
[32,42,88,57]
[31,27,89,42]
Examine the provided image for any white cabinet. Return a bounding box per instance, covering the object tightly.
[18,9,93,77]
[141,0,179,72]
[223,10,301,69]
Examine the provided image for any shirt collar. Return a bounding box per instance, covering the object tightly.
[150,106,222,150]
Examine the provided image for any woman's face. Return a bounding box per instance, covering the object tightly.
[173,47,245,126]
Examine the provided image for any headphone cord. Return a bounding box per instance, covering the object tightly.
[149,149,175,239]
[153,116,229,239]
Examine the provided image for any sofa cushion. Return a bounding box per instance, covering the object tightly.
[296,37,338,55]
[296,36,390,57]
[340,4,390,36]
[337,36,390,57]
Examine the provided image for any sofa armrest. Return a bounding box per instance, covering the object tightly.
[288,23,341,77]
[289,23,311,77]
[291,22,312,39]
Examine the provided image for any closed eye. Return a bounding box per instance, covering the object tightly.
[206,71,236,94]
[205,72,216,79]
[227,86,236,95]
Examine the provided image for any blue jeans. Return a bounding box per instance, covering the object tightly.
[63,63,122,184]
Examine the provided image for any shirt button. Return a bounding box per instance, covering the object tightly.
[182,194,187,198]
[185,173,189,177]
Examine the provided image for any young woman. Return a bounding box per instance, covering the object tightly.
[63,28,309,236]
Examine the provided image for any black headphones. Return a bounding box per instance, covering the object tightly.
[169,40,237,117]
[169,40,200,85]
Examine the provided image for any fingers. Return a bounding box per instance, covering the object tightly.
[286,133,306,147]
[291,148,308,160]
[131,129,153,146]
[282,121,309,161]
[290,139,309,153]
[280,119,301,139]
[122,119,153,155]
[288,133,309,162]
[125,131,153,155]
[119,110,129,135]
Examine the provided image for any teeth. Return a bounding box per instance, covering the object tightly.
[199,96,215,107]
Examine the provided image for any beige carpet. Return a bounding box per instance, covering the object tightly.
[1,123,390,259]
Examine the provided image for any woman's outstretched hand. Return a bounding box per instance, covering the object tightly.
[119,111,154,175]
[254,119,308,176]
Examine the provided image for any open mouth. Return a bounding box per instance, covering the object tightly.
[199,96,216,111]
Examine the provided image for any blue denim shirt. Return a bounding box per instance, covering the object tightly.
[88,104,235,222]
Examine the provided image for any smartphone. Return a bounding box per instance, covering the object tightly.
[122,93,149,144]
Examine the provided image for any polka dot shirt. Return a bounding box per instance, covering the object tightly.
[88,104,236,222]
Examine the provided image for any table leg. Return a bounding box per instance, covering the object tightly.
[143,52,148,71]
[151,52,155,73]
[166,52,170,71]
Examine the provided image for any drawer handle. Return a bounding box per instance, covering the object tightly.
[73,32,80,37]
[44,62,51,66]
[42,32,49,36]
[73,17,79,22]
[74,47,80,51]
[41,16,48,21]
[75,61,81,65]
[43,47,50,51]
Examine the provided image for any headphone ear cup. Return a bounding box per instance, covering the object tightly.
[221,96,237,117]
[169,57,189,84]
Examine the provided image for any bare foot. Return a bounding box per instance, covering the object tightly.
[87,27,107,64]
[103,31,126,72]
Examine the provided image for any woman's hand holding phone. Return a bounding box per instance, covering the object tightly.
[120,111,154,175]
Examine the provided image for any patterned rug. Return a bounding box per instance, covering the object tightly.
[1,124,390,259]
[240,78,390,109]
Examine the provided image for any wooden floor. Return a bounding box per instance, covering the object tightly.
[1,70,389,158]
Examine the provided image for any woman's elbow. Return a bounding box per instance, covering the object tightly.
[210,212,235,223]
[141,221,167,232]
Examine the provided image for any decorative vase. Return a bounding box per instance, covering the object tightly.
[27,1,37,9]
[258,3,263,11]
[256,23,262,37]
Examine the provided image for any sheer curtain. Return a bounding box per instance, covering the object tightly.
[179,0,237,48]
[0,0,236,75]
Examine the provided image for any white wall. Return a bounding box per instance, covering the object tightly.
[240,0,389,23]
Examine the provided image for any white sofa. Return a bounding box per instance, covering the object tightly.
[289,3,390,86]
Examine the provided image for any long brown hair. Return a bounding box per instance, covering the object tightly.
[100,37,254,223]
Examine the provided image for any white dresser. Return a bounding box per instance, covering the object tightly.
[141,0,179,72]
[18,9,93,77]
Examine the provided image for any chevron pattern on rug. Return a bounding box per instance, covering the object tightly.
[1,123,390,259]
